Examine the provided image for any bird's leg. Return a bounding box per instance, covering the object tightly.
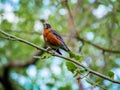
[46,47,56,55]
[54,49,62,55]
[46,47,52,51]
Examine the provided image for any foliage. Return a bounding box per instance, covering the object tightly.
[0,0,120,90]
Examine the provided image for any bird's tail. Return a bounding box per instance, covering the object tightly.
[61,41,71,52]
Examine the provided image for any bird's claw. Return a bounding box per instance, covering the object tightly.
[46,47,52,51]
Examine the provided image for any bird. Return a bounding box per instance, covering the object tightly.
[43,23,70,55]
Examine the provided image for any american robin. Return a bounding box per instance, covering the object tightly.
[43,23,70,55]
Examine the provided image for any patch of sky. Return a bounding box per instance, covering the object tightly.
[0,56,8,65]
[90,23,99,29]
[0,41,6,48]
[34,20,43,31]
[28,0,35,8]
[11,72,32,89]
[81,78,92,90]
[1,2,20,23]
[85,32,94,41]
[2,0,19,11]
[43,0,50,6]
[104,80,111,86]
[92,4,112,19]
[51,57,63,65]
[40,8,52,20]
[96,59,105,67]
[83,57,92,66]
[71,0,78,4]
[112,68,120,80]
[50,64,61,75]
[104,80,120,90]
[38,68,51,78]
[4,3,13,12]
[59,8,67,15]
[39,84,49,90]
[26,65,37,79]
[111,0,116,2]
[94,36,106,45]
[0,3,4,10]
[3,11,18,23]
[115,58,120,66]
[88,0,96,3]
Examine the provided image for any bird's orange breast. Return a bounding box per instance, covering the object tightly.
[43,29,61,47]
[43,29,50,42]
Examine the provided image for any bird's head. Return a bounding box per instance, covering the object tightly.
[43,23,51,29]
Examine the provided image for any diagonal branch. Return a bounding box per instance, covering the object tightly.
[0,30,120,84]
[2,29,120,53]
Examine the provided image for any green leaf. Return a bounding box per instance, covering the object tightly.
[69,52,76,58]
[33,52,51,60]
[74,54,82,62]
[79,69,87,73]
[46,83,54,88]
[69,52,82,62]
[66,62,77,73]
[107,71,114,79]
[95,78,102,84]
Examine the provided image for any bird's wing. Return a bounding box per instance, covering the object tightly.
[51,29,70,52]
[51,29,63,41]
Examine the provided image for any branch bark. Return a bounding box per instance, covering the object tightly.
[76,35,120,53]
[2,30,120,54]
[0,30,120,84]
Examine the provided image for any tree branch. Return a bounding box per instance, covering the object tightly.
[1,29,120,54]
[0,30,120,84]
[65,0,75,28]
[76,35,120,53]
[62,0,120,55]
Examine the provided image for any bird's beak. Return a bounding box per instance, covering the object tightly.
[43,23,46,28]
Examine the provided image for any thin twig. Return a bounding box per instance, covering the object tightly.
[0,36,16,40]
[77,72,107,90]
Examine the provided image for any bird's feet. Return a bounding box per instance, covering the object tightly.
[46,47,52,51]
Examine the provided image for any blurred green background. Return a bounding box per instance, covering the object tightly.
[0,0,120,90]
